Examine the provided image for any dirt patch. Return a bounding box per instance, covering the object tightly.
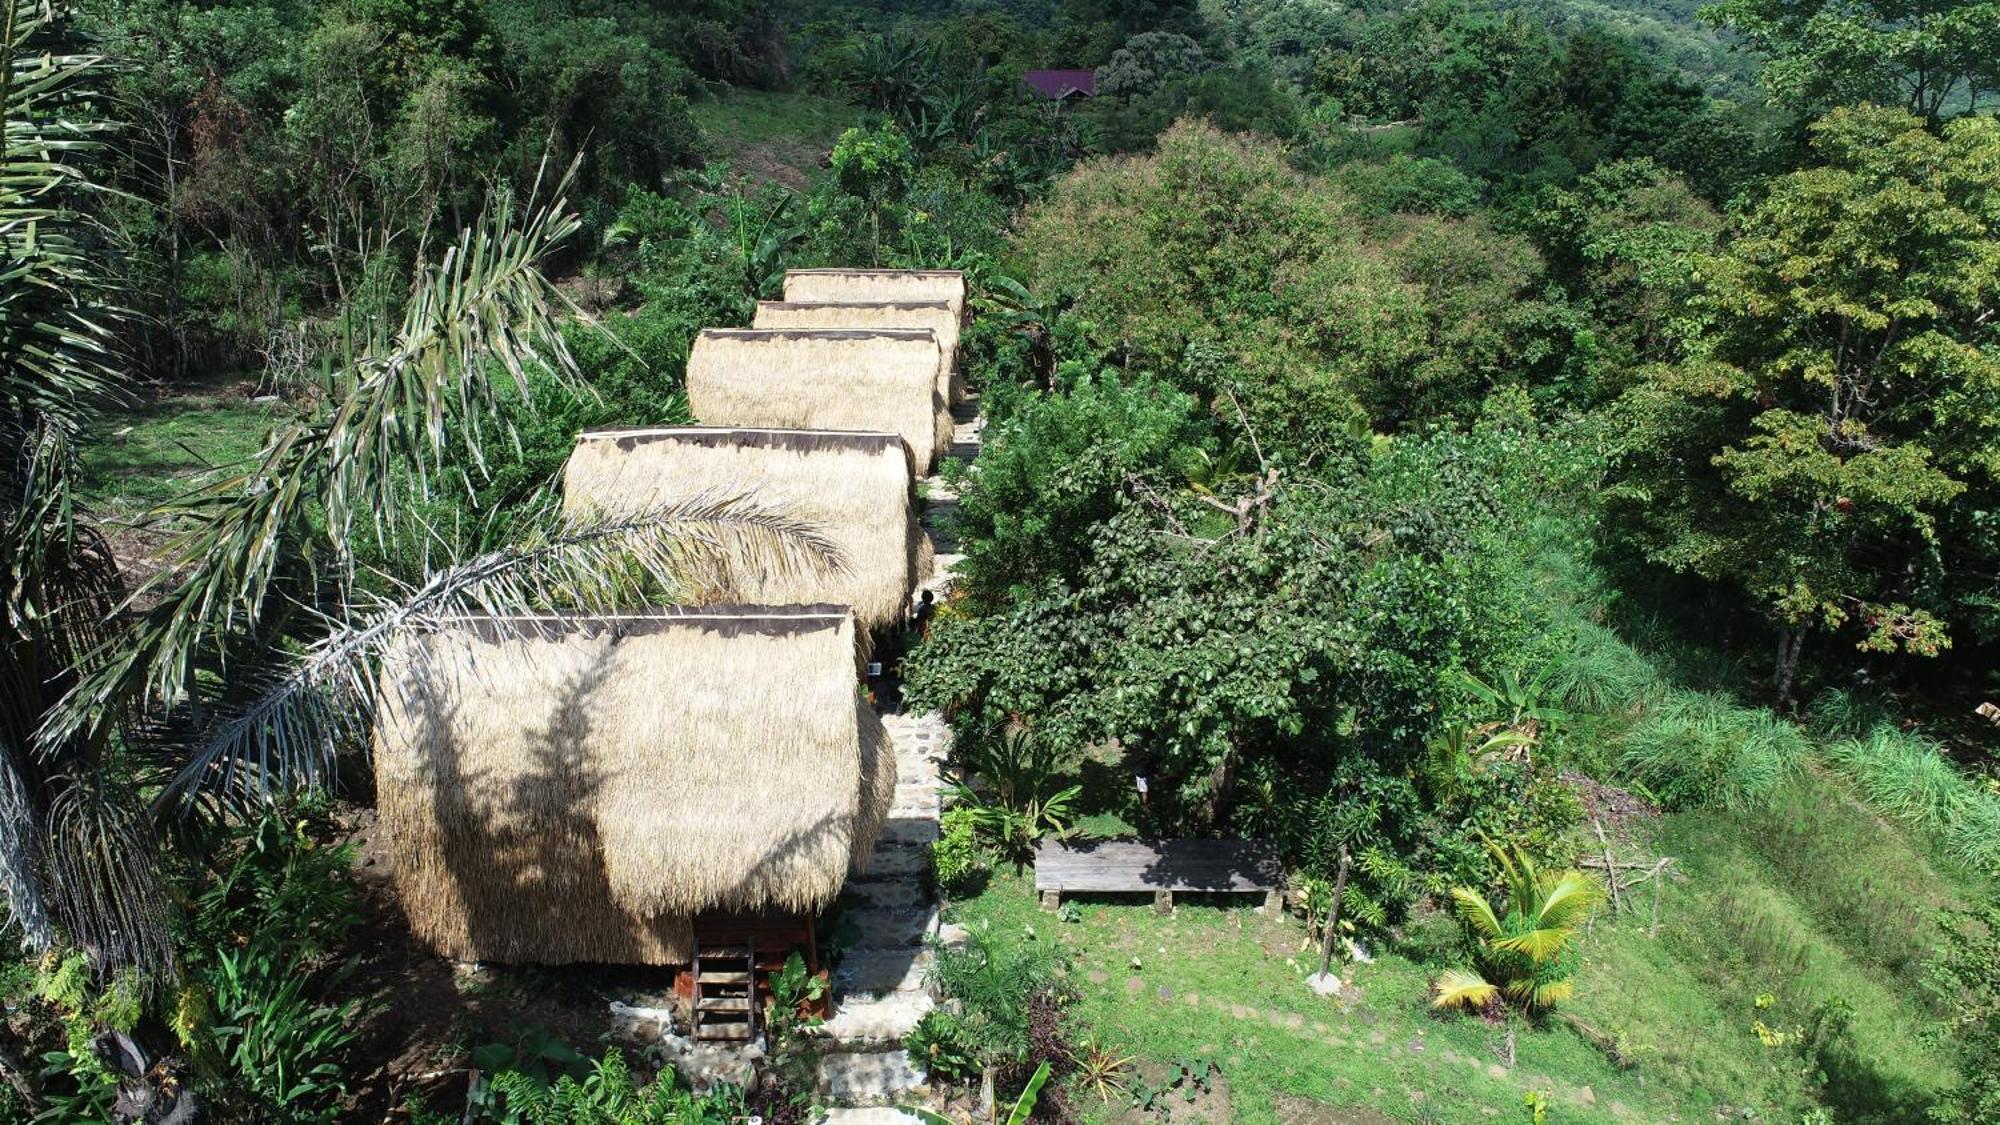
[1561,771,1658,835]
[334,803,667,1121]
[1270,1093,1400,1125]
[721,137,827,190]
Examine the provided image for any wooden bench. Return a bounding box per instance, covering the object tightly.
[1034,839,1286,915]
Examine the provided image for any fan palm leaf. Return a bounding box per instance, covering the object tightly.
[1449,884,1504,939]
[1431,968,1500,1010]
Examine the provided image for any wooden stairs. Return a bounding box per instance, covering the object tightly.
[684,914,827,1043]
[690,938,759,1043]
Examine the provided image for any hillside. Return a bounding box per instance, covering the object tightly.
[1,0,1996,1122]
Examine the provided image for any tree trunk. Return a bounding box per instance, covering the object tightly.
[1774,625,1803,710]
[1316,847,1352,978]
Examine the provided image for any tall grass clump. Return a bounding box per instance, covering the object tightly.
[1821,727,2000,876]
[1617,690,1811,810]
[1549,621,1663,714]
[1804,688,1896,740]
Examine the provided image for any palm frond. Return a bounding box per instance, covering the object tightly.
[1490,925,1575,963]
[1528,979,1576,1009]
[1533,871,1603,930]
[1431,968,1499,1010]
[147,495,842,811]
[43,179,587,751]
[1449,885,1504,939]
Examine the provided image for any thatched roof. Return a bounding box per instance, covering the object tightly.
[562,427,934,633]
[782,269,966,328]
[753,300,964,406]
[686,328,952,473]
[373,607,894,966]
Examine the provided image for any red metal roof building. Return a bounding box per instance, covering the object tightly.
[1022,69,1096,99]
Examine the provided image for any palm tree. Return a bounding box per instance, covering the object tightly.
[5,6,839,983]
[0,0,151,970]
[1432,844,1601,1014]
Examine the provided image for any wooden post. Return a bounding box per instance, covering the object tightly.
[1593,820,1622,913]
[1040,888,1061,912]
[1649,859,1667,938]
[1153,889,1174,916]
[1316,847,1352,979]
[1263,888,1284,914]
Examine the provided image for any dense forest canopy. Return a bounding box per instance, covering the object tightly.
[0,0,1996,1119]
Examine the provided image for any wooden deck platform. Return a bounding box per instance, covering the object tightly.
[1034,839,1286,914]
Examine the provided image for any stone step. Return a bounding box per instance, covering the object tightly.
[878,818,940,847]
[841,907,937,951]
[833,947,935,995]
[818,991,935,1046]
[818,1051,931,1104]
[859,845,927,878]
[844,879,929,909]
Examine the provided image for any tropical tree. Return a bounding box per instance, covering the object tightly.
[0,0,151,971]
[4,29,837,990]
[1432,844,1601,1014]
[1605,106,2000,704]
[1701,0,2000,126]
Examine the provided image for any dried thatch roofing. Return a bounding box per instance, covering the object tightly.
[685,328,952,473]
[561,427,933,633]
[372,607,894,966]
[781,269,966,327]
[754,299,964,405]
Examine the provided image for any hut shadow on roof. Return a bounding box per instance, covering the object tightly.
[385,623,897,967]
[399,642,692,965]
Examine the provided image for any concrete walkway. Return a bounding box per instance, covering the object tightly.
[817,399,981,1111]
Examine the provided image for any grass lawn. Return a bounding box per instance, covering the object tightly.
[943,764,1986,1123]
[693,89,860,188]
[76,374,288,591]
[80,375,285,519]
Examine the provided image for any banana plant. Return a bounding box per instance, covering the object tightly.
[906,1060,1051,1125]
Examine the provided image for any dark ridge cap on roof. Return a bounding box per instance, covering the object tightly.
[576,426,908,457]
[435,605,854,643]
[786,268,965,278]
[698,327,938,342]
[757,299,954,312]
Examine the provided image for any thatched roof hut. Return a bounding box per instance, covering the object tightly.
[561,427,933,634]
[373,607,894,966]
[782,269,966,328]
[754,299,964,405]
[685,328,952,473]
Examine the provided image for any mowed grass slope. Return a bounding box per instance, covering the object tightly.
[693,89,859,188]
[947,759,1987,1122]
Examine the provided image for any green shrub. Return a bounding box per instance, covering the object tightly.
[1617,690,1810,809]
[476,1046,741,1124]
[932,807,993,896]
[1548,622,1662,715]
[205,948,361,1121]
[1821,727,2000,876]
[905,1010,982,1083]
[923,928,1067,1070]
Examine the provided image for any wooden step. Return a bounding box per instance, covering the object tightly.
[697,971,751,985]
[698,996,752,1012]
[696,1021,754,1042]
[698,944,749,959]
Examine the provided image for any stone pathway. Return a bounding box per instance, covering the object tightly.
[817,398,981,1113]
